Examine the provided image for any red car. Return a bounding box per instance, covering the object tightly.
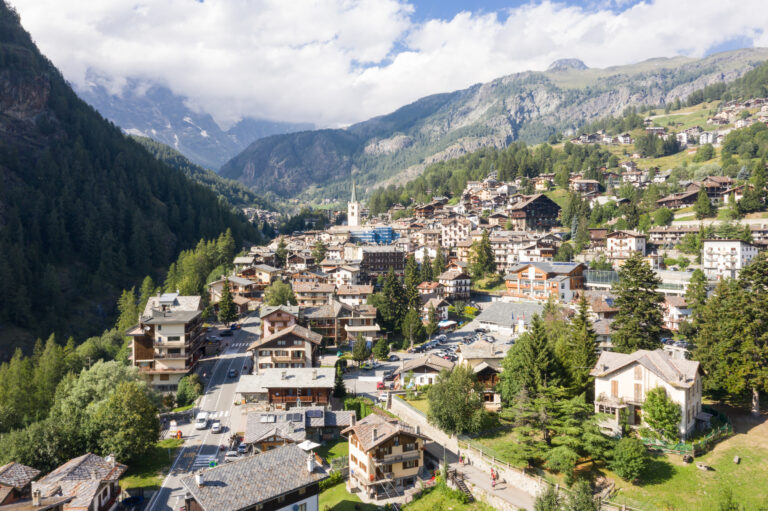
[376,381,386,390]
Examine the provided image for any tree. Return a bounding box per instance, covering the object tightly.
[372,338,390,361]
[427,365,486,435]
[653,207,673,226]
[469,230,495,278]
[566,296,598,397]
[566,480,598,511]
[379,269,407,334]
[644,387,682,441]
[401,307,426,349]
[217,279,239,323]
[694,189,713,219]
[404,254,421,310]
[311,240,327,263]
[685,269,708,325]
[611,437,649,482]
[420,250,434,282]
[176,374,203,407]
[553,243,574,262]
[500,315,562,402]
[264,280,297,306]
[138,276,158,314]
[275,237,288,268]
[693,143,715,162]
[425,304,439,339]
[332,364,347,398]
[534,484,561,511]
[611,252,664,353]
[32,335,68,418]
[92,381,160,463]
[116,287,138,334]
[432,248,446,276]
[351,336,371,366]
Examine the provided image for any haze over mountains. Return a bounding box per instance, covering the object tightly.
[215,48,768,201]
[76,79,313,170]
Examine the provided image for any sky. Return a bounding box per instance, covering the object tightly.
[9,0,768,129]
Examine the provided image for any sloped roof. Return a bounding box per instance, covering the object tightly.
[590,349,700,388]
[394,355,454,375]
[336,285,374,296]
[143,295,202,317]
[505,261,583,277]
[259,305,300,319]
[0,463,40,490]
[33,453,126,511]
[248,324,322,350]
[180,445,328,511]
[236,368,335,393]
[475,301,543,328]
[458,339,508,360]
[341,414,429,453]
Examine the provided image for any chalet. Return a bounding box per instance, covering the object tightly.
[504,262,585,302]
[233,255,256,273]
[293,282,335,307]
[440,217,473,248]
[208,276,258,314]
[656,190,698,209]
[236,368,335,408]
[618,133,632,144]
[570,179,600,194]
[420,296,449,322]
[290,270,329,287]
[437,270,471,300]
[181,445,328,511]
[416,281,443,296]
[394,355,454,387]
[591,350,703,438]
[605,230,646,266]
[260,305,301,338]
[342,414,429,499]
[0,463,40,506]
[474,362,502,411]
[304,300,380,347]
[247,324,321,371]
[506,194,561,231]
[663,296,691,332]
[243,408,355,452]
[336,284,374,307]
[286,253,315,272]
[244,264,282,288]
[128,293,204,392]
[32,454,126,511]
[473,301,543,336]
[588,228,609,247]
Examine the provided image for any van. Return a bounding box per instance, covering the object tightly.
[195,412,208,430]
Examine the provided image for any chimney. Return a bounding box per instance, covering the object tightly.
[281,370,287,380]
[106,453,116,467]
[372,428,377,442]
[350,415,356,426]
[31,489,41,506]
[307,453,316,473]
[312,369,317,380]
[195,471,205,487]
[416,425,420,435]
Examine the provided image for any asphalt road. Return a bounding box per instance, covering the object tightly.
[146,314,259,511]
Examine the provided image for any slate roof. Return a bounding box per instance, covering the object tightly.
[236,368,336,394]
[259,305,301,319]
[180,445,328,511]
[0,463,40,490]
[293,282,336,294]
[505,261,583,277]
[142,295,202,317]
[438,270,470,281]
[394,355,454,376]
[143,309,202,325]
[248,324,322,350]
[590,349,700,388]
[341,414,429,453]
[253,264,281,273]
[244,408,355,445]
[33,453,126,511]
[665,295,689,308]
[458,339,508,360]
[474,301,544,328]
[336,285,374,296]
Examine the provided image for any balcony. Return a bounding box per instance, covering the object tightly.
[372,450,421,466]
[271,354,307,362]
[270,395,328,404]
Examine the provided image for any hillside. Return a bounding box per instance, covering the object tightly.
[76,78,313,170]
[0,2,261,355]
[132,136,277,211]
[220,48,768,200]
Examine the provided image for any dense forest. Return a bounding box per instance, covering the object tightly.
[132,136,278,211]
[0,2,261,355]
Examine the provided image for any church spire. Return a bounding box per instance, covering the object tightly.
[350,181,357,203]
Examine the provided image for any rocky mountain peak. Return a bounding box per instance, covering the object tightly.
[547,58,589,72]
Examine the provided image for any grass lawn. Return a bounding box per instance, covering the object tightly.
[171,403,195,413]
[121,438,184,492]
[404,484,495,511]
[545,189,570,209]
[606,408,768,511]
[471,275,506,292]
[406,397,430,416]
[319,483,377,511]
[316,438,349,464]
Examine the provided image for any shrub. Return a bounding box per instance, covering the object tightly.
[611,437,649,482]
[319,470,344,490]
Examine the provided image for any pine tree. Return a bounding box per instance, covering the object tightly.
[116,287,138,334]
[432,249,446,277]
[351,335,371,366]
[372,338,390,361]
[311,240,327,262]
[332,364,347,398]
[694,188,713,219]
[32,335,67,420]
[500,315,561,401]
[611,252,664,353]
[425,304,439,339]
[420,250,434,282]
[469,230,495,279]
[275,237,288,268]
[404,254,420,310]
[566,296,598,397]
[685,269,708,326]
[218,279,238,324]
[379,269,407,333]
[401,307,426,349]
[137,276,157,315]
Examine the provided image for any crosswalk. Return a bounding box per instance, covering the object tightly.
[230,342,249,348]
[192,454,218,469]
[207,410,230,419]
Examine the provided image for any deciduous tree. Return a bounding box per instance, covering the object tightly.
[611,437,649,482]
[264,280,297,306]
[428,365,486,435]
[643,387,682,441]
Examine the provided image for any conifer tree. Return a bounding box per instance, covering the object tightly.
[372,338,390,361]
[420,250,434,282]
[685,269,708,326]
[469,230,495,278]
[332,364,347,398]
[137,276,157,316]
[275,237,288,268]
[379,269,407,333]
[116,288,138,334]
[401,307,426,349]
[425,304,439,339]
[566,296,598,397]
[611,252,664,353]
[500,315,561,401]
[404,254,420,310]
[432,249,446,277]
[694,188,713,219]
[217,279,238,324]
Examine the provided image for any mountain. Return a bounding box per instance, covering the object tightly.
[131,136,277,211]
[0,1,260,354]
[75,78,313,170]
[220,48,768,200]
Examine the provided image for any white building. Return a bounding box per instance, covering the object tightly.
[591,349,703,438]
[701,239,759,280]
[606,230,646,266]
[348,182,360,227]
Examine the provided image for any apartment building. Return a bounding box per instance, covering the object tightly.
[702,239,759,280]
[236,368,335,409]
[336,284,374,307]
[437,270,471,300]
[504,262,585,302]
[128,293,204,392]
[304,300,380,347]
[260,305,301,338]
[293,282,336,307]
[342,414,429,500]
[360,246,405,279]
[663,296,692,332]
[248,324,321,371]
[605,230,646,266]
[440,217,473,248]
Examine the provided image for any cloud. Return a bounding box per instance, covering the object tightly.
[8,0,768,128]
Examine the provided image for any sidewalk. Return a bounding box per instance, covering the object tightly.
[455,461,535,511]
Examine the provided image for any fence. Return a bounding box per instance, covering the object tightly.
[640,406,733,456]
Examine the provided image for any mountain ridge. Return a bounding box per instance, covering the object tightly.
[219,47,768,200]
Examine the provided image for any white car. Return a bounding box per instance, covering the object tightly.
[211,421,222,433]
[195,412,208,430]
[224,451,240,463]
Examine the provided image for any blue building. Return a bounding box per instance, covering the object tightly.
[349,226,399,244]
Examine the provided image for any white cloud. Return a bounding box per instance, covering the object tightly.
[8,0,768,128]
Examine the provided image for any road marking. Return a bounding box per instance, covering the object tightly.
[192,454,218,468]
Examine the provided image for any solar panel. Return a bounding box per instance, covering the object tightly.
[306,410,323,418]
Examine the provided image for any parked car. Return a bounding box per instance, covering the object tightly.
[208,335,221,342]
[228,369,238,378]
[224,451,240,463]
[230,324,239,330]
[474,327,488,333]
[211,421,222,433]
[376,381,386,390]
[383,370,395,381]
[388,354,399,361]
[221,330,234,337]
[237,442,248,454]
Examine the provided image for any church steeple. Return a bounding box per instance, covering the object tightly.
[348,181,360,227]
[350,181,357,203]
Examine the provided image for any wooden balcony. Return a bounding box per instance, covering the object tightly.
[372,450,420,466]
[270,395,329,404]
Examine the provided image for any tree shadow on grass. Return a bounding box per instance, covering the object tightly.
[636,455,676,486]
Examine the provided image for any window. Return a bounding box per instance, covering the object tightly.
[296,504,306,511]
[159,374,170,381]
[167,336,180,341]
[158,325,162,331]
[610,380,618,397]
[634,365,642,380]
[259,350,271,356]
[293,340,303,345]
[403,459,419,469]
[634,383,643,402]
[403,443,416,452]
[277,340,287,346]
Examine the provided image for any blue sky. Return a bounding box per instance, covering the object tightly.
[9,0,768,127]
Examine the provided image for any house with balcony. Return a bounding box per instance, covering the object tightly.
[474,362,502,411]
[235,368,335,409]
[181,445,328,511]
[506,194,561,231]
[438,270,470,300]
[420,296,449,322]
[605,230,646,267]
[504,262,585,302]
[304,300,380,347]
[590,349,703,438]
[128,293,204,392]
[243,408,356,452]
[293,282,336,307]
[342,414,429,500]
[663,296,691,332]
[326,265,361,287]
[260,305,302,338]
[702,239,759,280]
[241,263,282,289]
[336,285,374,307]
[570,179,600,194]
[31,453,126,511]
[248,324,321,371]
[393,355,454,387]
[208,276,258,314]
[0,463,40,506]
